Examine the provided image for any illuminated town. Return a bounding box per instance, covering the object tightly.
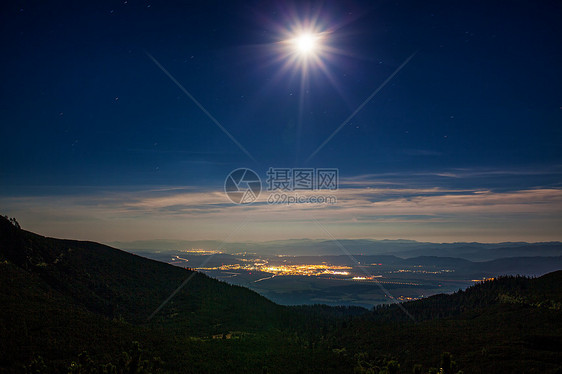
[169,250,460,287]
[393,268,455,274]
[197,261,353,277]
[179,249,223,255]
[156,249,508,308]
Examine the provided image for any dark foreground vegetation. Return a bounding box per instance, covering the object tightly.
[1,216,561,373]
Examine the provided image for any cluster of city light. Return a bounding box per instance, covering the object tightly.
[352,276,381,280]
[375,280,421,286]
[471,277,495,283]
[180,249,223,255]
[328,270,350,275]
[197,263,419,287]
[198,262,352,277]
[396,296,420,302]
[394,269,455,274]
[258,263,352,276]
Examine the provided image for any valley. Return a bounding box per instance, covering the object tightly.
[134,249,562,308]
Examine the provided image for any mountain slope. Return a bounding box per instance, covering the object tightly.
[0,259,146,370]
[337,271,562,372]
[0,216,284,331]
[0,216,315,372]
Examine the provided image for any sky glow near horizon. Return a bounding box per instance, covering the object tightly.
[0,1,561,245]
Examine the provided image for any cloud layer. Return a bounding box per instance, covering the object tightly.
[2,171,561,243]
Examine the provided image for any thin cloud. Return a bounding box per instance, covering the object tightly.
[2,185,560,228]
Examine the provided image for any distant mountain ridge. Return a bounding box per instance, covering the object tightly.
[132,250,562,280]
[110,238,562,261]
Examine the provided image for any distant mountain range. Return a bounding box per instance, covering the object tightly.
[133,250,562,279]
[109,238,562,261]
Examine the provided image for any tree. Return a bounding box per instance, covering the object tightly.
[8,217,20,229]
[440,352,460,374]
[25,356,46,374]
[385,360,400,374]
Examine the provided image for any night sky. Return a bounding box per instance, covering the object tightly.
[1,1,561,244]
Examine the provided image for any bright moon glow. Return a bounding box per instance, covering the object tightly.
[278,26,330,73]
[294,33,318,54]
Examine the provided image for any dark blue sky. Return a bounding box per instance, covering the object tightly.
[1,1,561,243]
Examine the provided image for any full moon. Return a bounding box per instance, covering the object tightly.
[279,27,328,71]
[293,33,319,55]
